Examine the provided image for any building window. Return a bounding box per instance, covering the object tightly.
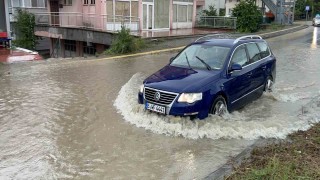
[15,0,46,8]
[107,0,139,21]
[65,40,76,52]
[63,0,72,6]
[154,0,170,29]
[229,9,233,15]
[84,0,95,5]
[173,0,193,23]
[64,40,77,57]
[12,0,22,7]
[83,42,96,55]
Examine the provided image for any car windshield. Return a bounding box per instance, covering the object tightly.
[170,44,230,70]
[315,16,320,19]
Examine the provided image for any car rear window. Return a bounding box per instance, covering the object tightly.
[257,42,271,58]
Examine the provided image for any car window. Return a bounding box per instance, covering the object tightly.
[170,44,230,70]
[257,42,271,58]
[246,43,261,63]
[230,45,248,67]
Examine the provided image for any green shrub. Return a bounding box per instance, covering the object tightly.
[202,5,218,16]
[106,26,144,55]
[232,0,263,33]
[12,8,38,50]
[219,9,226,16]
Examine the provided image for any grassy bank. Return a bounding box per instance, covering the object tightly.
[227,123,320,179]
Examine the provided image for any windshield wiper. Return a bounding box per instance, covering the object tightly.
[185,52,192,70]
[195,56,212,70]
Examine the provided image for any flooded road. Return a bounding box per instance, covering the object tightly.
[1,26,320,179]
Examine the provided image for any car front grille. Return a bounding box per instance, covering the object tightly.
[144,87,178,105]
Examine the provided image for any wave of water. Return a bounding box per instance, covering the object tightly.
[114,73,320,140]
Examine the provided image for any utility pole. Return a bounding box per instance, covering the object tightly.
[292,0,295,23]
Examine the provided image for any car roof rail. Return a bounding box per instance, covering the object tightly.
[194,34,232,42]
[233,35,263,44]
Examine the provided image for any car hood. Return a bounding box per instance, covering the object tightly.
[144,65,220,93]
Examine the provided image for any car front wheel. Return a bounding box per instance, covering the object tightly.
[210,95,227,116]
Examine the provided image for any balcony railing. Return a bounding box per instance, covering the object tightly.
[196,0,205,6]
[196,16,237,29]
[34,12,140,32]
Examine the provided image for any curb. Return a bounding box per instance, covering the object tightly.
[204,139,269,180]
[97,46,185,61]
[259,25,309,39]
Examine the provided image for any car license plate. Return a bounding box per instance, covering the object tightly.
[145,102,166,114]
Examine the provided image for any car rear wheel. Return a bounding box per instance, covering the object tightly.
[264,76,274,92]
[210,95,227,116]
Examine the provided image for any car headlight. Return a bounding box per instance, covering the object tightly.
[139,84,144,93]
[178,93,202,103]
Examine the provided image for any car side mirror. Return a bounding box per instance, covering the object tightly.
[229,63,242,72]
[169,57,175,63]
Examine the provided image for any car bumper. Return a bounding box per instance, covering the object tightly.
[138,92,209,119]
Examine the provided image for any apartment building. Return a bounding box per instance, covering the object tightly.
[32,0,200,58]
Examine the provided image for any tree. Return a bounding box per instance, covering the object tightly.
[312,1,320,17]
[232,0,263,32]
[13,9,38,50]
[295,0,306,19]
[202,5,218,16]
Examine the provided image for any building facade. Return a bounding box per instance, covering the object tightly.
[31,0,200,58]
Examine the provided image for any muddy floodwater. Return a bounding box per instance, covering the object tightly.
[0,27,320,179]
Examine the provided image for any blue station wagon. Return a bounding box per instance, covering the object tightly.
[138,35,276,119]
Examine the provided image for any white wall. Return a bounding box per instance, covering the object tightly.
[205,0,225,10]
[173,22,193,29]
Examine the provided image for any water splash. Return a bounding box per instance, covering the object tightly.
[114,73,320,140]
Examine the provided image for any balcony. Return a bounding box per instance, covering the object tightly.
[34,12,140,32]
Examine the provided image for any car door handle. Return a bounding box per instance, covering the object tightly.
[261,66,267,71]
[247,72,253,77]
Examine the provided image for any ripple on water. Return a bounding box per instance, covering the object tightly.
[114,73,320,140]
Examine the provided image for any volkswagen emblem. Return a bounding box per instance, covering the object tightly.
[154,92,161,101]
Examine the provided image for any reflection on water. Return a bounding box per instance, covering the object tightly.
[311,27,318,49]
